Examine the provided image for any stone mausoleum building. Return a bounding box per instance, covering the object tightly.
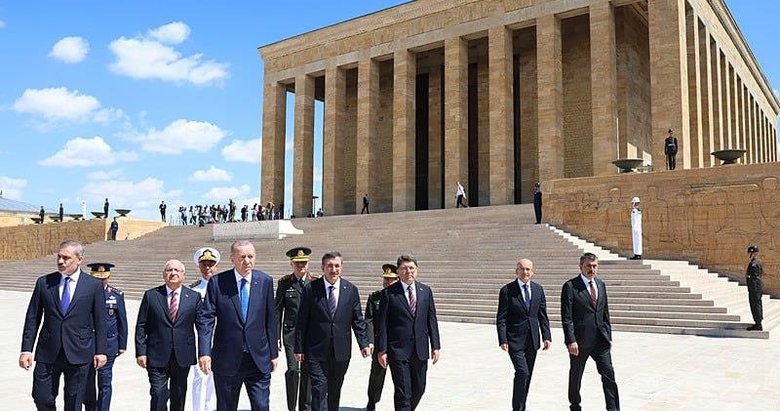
[259,0,779,218]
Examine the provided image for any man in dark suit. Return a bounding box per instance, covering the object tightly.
[294,251,371,411]
[377,254,441,411]
[197,240,279,411]
[496,258,551,411]
[19,240,107,411]
[84,263,128,411]
[365,264,399,411]
[560,253,620,411]
[135,259,202,411]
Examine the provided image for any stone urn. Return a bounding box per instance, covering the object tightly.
[711,149,746,165]
[611,158,644,173]
[115,208,131,217]
[91,211,105,219]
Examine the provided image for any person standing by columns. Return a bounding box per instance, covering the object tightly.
[745,245,763,331]
[630,197,642,260]
[532,183,542,224]
[664,129,678,170]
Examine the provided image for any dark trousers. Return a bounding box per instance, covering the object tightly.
[456,195,467,208]
[366,351,388,407]
[284,342,311,411]
[666,153,676,170]
[509,346,538,411]
[147,357,190,411]
[214,352,271,411]
[361,204,369,214]
[533,200,542,224]
[748,279,763,324]
[32,352,90,411]
[84,354,117,411]
[567,339,620,411]
[388,356,428,411]
[307,357,349,411]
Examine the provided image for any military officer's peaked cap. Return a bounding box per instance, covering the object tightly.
[194,247,221,264]
[631,196,640,203]
[381,264,398,279]
[747,245,760,253]
[86,263,115,279]
[287,247,312,262]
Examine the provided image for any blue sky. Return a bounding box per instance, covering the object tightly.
[0,1,777,220]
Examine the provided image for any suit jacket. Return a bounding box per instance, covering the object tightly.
[560,275,612,348]
[135,285,201,368]
[376,281,441,361]
[21,270,107,364]
[294,277,369,362]
[496,280,551,351]
[197,269,279,374]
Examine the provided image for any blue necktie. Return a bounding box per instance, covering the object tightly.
[61,277,72,313]
[522,284,531,310]
[240,278,249,321]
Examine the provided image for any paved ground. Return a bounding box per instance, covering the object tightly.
[3,289,779,411]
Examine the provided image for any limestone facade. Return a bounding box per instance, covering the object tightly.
[259,0,779,216]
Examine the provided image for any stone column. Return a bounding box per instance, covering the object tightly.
[261,80,287,207]
[536,14,564,181]
[747,95,754,163]
[428,65,444,209]
[445,36,469,208]
[293,74,315,218]
[393,49,416,211]
[590,1,618,176]
[701,26,714,167]
[356,58,379,213]
[323,66,346,215]
[488,25,514,204]
[649,0,690,168]
[686,8,703,168]
[714,46,724,152]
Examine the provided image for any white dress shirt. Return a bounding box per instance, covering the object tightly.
[516,278,532,304]
[59,269,81,300]
[580,274,598,300]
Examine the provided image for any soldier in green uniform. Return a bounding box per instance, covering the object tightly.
[746,245,763,331]
[276,247,316,411]
[365,264,399,411]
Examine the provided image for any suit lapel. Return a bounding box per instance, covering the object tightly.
[246,271,263,324]
[49,274,64,317]
[224,273,244,324]
[155,286,173,326]
[64,271,91,317]
[574,278,595,312]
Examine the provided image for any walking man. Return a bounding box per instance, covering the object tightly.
[561,253,620,411]
[365,264,399,411]
[746,245,763,331]
[276,247,315,411]
[110,218,119,241]
[496,258,551,411]
[19,240,108,411]
[361,194,370,214]
[189,247,221,411]
[377,254,441,411]
[455,182,468,208]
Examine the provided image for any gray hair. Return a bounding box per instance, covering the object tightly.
[59,240,84,258]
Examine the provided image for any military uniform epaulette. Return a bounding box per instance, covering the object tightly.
[108,286,123,296]
[190,279,202,288]
[369,289,384,300]
[279,273,296,283]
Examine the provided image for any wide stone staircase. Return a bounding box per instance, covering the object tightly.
[1,204,775,339]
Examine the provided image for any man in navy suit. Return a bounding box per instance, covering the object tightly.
[197,240,279,411]
[294,251,371,411]
[561,253,620,411]
[135,259,202,411]
[377,254,441,411]
[19,240,107,411]
[496,258,551,411]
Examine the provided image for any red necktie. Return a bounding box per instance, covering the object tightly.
[169,291,178,321]
[589,281,597,308]
[407,285,417,315]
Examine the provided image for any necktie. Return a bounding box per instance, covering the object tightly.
[328,285,337,317]
[522,283,531,310]
[61,277,72,313]
[407,285,417,315]
[240,278,249,321]
[169,291,178,321]
[589,280,597,308]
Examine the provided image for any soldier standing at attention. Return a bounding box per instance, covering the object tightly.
[630,197,642,260]
[746,245,763,331]
[189,247,221,411]
[84,263,127,411]
[365,264,399,411]
[664,129,678,170]
[276,247,315,411]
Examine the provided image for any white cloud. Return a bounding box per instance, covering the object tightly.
[81,177,180,220]
[0,20,5,29]
[0,176,27,199]
[134,119,226,154]
[108,22,228,86]
[148,21,190,44]
[201,184,251,201]
[222,138,261,163]
[189,165,231,182]
[774,88,779,100]
[12,87,124,124]
[49,36,89,63]
[86,169,124,181]
[39,136,138,167]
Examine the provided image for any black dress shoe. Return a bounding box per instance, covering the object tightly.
[630,255,642,260]
[366,403,376,411]
[747,324,763,331]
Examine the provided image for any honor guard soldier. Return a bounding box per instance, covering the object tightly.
[365,264,399,411]
[630,197,643,260]
[746,245,764,331]
[276,247,315,411]
[84,263,127,411]
[190,247,220,411]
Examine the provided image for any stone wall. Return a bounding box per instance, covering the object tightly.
[0,218,166,261]
[544,162,780,297]
[562,14,593,178]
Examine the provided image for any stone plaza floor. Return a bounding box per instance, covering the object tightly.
[2,289,778,410]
